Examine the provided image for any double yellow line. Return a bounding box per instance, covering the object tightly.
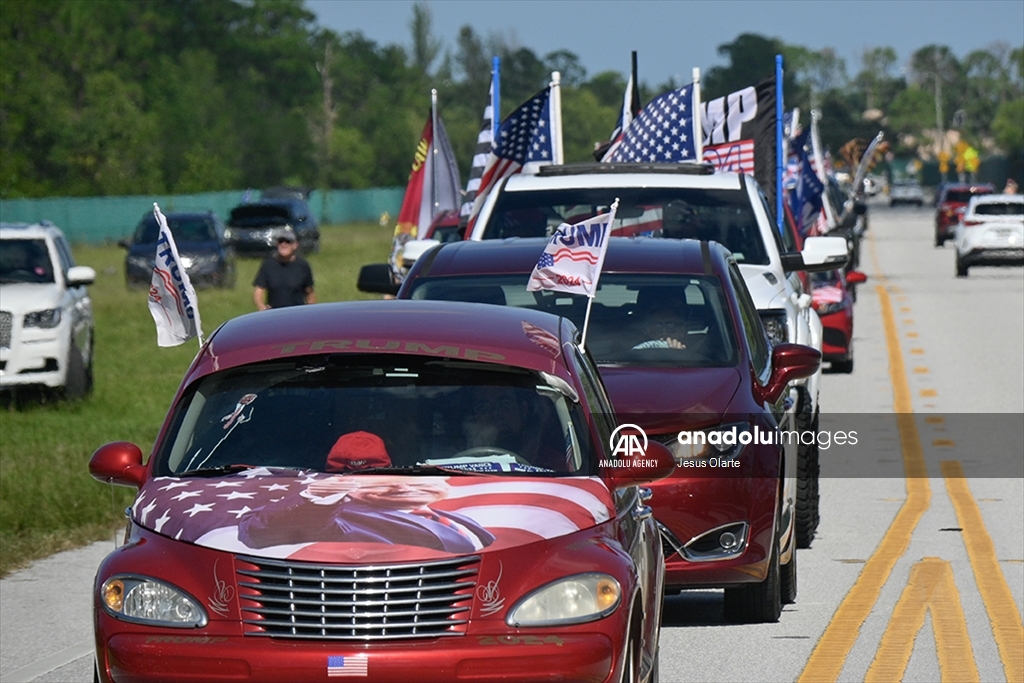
[799,250,1023,681]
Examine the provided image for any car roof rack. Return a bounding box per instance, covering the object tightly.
[537,162,716,177]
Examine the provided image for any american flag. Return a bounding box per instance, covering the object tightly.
[327,654,368,677]
[522,321,561,358]
[131,470,614,559]
[464,86,553,234]
[606,85,696,163]
[459,75,496,227]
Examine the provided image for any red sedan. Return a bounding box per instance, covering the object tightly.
[810,268,867,373]
[935,183,995,246]
[398,237,821,623]
[89,300,674,683]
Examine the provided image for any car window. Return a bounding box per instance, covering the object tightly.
[134,215,218,243]
[975,202,1023,216]
[409,273,739,368]
[484,187,770,264]
[52,234,76,275]
[728,262,771,383]
[155,355,592,477]
[945,188,992,203]
[0,238,55,284]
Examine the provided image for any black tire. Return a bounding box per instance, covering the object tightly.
[723,531,782,623]
[935,234,945,247]
[794,394,819,548]
[83,331,95,395]
[956,255,969,277]
[619,631,638,683]
[781,545,798,605]
[63,340,89,400]
[832,358,854,374]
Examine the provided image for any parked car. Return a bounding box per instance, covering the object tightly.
[953,194,1024,277]
[394,237,821,622]
[0,221,95,399]
[457,162,846,548]
[888,178,925,207]
[225,196,320,255]
[120,211,236,289]
[88,299,674,683]
[935,183,995,246]
[810,268,867,373]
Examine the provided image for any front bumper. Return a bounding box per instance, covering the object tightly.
[0,326,67,389]
[97,625,616,683]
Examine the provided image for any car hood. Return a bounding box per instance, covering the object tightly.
[599,366,742,435]
[0,281,63,313]
[132,469,615,563]
[738,263,789,309]
[129,241,222,258]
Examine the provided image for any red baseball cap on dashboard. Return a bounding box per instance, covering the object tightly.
[326,431,391,471]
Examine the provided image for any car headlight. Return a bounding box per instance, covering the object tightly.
[759,310,789,345]
[101,575,207,627]
[507,573,620,627]
[24,308,62,329]
[814,301,845,315]
[222,228,234,239]
[664,422,749,464]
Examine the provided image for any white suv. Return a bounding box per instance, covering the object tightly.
[464,163,848,547]
[1,221,96,398]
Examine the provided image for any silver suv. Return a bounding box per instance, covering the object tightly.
[464,163,847,547]
[0,221,96,398]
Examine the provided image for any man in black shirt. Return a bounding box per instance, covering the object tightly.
[252,228,316,310]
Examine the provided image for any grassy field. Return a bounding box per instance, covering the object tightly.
[0,222,393,576]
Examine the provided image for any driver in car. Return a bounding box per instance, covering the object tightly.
[461,386,569,471]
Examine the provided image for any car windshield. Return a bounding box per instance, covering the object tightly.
[975,202,1023,217]
[945,189,991,203]
[484,187,769,264]
[810,270,841,287]
[409,274,739,368]
[0,238,55,284]
[134,215,217,243]
[155,354,592,478]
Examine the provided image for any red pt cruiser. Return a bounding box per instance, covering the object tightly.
[89,301,674,683]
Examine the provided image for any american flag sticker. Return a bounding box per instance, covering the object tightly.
[327,654,368,677]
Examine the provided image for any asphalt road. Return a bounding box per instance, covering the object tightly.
[1,199,1021,683]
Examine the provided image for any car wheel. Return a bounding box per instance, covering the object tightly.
[84,331,95,395]
[781,544,797,605]
[956,255,969,277]
[794,395,819,548]
[723,529,782,623]
[832,358,854,374]
[619,631,638,683]
[63,340,90,400]
[935,234,945,248]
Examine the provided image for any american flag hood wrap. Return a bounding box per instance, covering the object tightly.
[132,468,615,562]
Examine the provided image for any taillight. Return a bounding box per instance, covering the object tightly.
[963,219,982,227]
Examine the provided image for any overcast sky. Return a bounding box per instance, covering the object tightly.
[307,0,1023,87]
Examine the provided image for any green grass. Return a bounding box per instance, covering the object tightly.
[0,222,393,576]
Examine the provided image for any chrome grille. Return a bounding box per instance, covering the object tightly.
[237,554,479,640]
[0,311,11,348]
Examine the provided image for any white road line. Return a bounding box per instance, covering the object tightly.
[0,641,92,683]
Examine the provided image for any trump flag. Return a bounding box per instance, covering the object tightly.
[527,200,618,298]
[148,203,203,347]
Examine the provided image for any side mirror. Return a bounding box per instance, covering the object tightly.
[357,263,400,296]
[604,440,676,490]
[66,266,96,287]
[791,236,849,273]
[89,442,147,488]
[845,270,868,285]
[757,343,821,404]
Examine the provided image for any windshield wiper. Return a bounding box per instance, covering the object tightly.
[343,465,476,476]
[179,463,256,478]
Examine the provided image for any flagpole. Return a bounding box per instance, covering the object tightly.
[550,71,564,165]
[692,67,703,163]
[579,198,618,351]
[492,56,501,138]
[810,109,838,228]
[775,55,784,236]
[431,89,439,219]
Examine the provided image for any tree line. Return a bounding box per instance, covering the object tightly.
[1,0,1021,199]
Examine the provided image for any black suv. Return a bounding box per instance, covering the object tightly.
[120,211,236,289]
[224,190,320,255]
